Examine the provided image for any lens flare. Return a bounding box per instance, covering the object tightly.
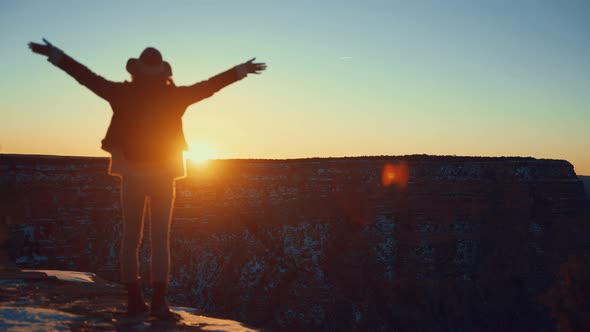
[381,161,409,189]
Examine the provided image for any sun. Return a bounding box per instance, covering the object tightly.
[184,141,219,164]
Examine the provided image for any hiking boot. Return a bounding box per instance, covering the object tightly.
[125,279,149,316]
[150,281,181,321]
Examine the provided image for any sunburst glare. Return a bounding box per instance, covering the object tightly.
[184,141,219,164]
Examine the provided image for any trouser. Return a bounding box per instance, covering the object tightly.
[119,175,175,283]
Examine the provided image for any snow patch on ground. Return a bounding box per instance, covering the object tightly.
[0,306,80,331]
[171,307,259,331]
[21,270,96,283]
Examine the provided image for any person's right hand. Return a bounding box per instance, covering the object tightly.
[28,38,54,56]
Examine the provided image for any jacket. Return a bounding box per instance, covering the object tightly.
[53,53,245,162]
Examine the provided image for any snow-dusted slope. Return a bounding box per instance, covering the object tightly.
[0,269,260,331]
[0,306,80,331]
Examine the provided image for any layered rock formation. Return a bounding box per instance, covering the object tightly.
[1,154,588,331]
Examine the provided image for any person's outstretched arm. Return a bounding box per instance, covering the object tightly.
[178,58,266,106]
[29,38,118,101]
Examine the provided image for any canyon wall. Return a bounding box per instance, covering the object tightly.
[1,154,589,331]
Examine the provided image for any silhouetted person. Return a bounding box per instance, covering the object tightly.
[29,38,266,320]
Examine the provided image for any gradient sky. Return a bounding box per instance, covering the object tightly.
[1,0,589,173]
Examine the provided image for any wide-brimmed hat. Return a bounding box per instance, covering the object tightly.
[126,47,172,77]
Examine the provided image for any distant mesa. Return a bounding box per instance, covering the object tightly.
[579,175,590,198]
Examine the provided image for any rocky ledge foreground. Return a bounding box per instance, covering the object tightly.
[0,267,259,331]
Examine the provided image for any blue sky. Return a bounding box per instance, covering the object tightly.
[1,0,589,173]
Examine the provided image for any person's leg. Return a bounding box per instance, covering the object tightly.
[148,176,175,283]
[147,176,179,320]
[120,176,148,283]
[120,176,150,315]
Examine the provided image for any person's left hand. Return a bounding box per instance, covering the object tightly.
[28,38,55,57]
[243,58,267,74]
